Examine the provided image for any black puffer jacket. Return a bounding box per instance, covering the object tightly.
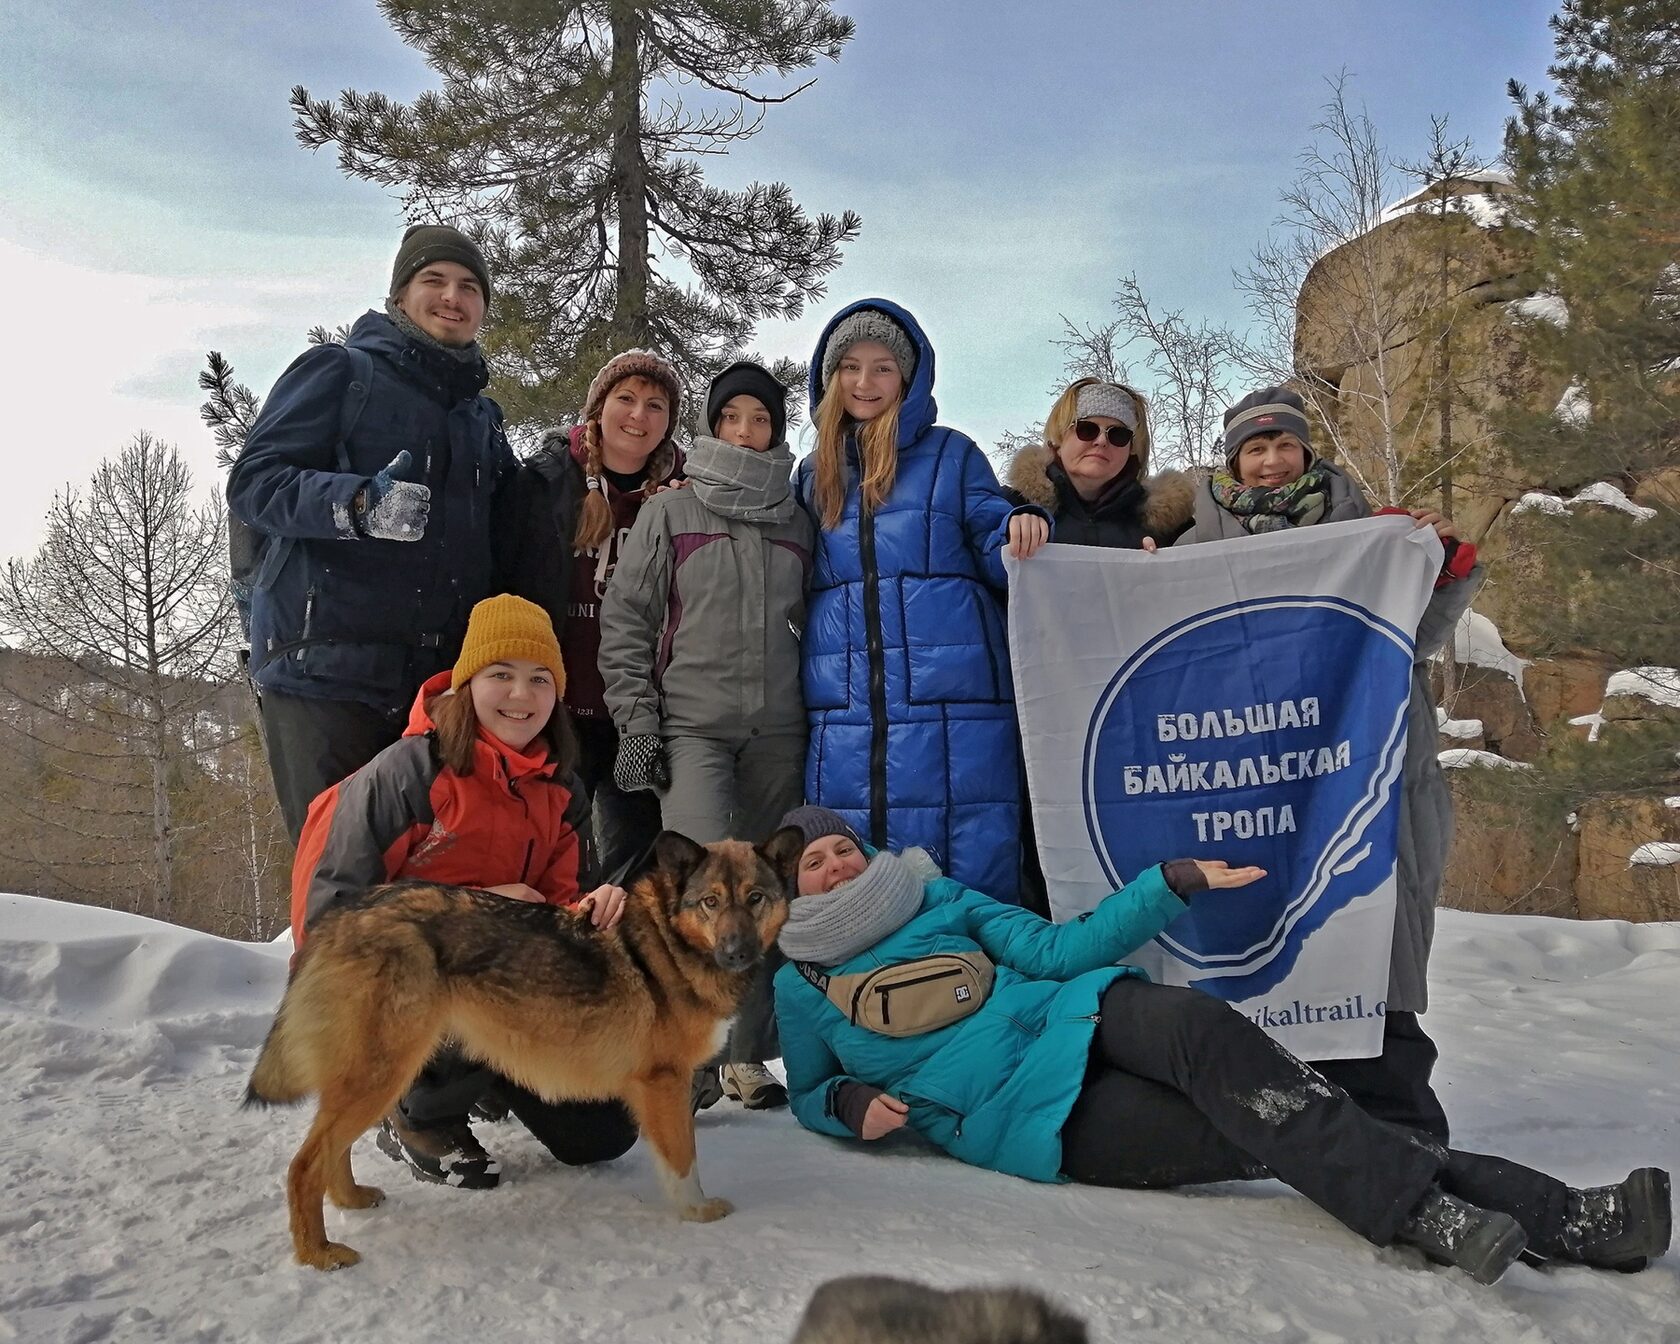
[1005,448,1195,549]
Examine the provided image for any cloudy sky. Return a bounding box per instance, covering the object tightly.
[1,1,1557,559]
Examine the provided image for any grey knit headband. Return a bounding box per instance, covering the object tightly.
[1074,383,1139,430]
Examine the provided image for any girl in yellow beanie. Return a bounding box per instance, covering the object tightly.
[289,593,638,1190]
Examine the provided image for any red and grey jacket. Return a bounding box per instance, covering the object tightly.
[289,670,592,946]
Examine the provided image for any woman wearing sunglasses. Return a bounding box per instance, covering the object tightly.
[1004,378,1193,555]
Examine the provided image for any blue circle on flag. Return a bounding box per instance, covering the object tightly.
[1082,597,1414,997]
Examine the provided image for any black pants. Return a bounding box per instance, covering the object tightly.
[573,712,663,881]
[400,1051,638,1168]
[258,690,407,842]
[1316,1010,1450,1144]
[1059,981,1570,1249]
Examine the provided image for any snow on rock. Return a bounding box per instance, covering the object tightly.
[1512,491,1571,517]
[1452,610,1529,694]
[1570,711,1606,743]
[1439,748,1532,770]
[1570,482,1657,521]
[1380,173,1513,229]
[1512,481,1652,522]
[1434,709,1485,740]
[1629,842,1680,868]
[1555,380,1593,424]
[1666,796,1680,810]
[4,893,1680,1343]
[1510,293,1569,326]
[1605,667,1680,708]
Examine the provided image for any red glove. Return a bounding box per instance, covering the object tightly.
[1374,507,1477,587]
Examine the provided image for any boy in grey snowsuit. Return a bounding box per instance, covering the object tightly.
[599,361,811,1110]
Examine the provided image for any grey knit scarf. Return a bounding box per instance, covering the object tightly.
[777,850,924,967]
[383,297,484,366]
[683,435,796,522]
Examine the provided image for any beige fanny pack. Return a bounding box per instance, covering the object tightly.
[794,952,996,1037]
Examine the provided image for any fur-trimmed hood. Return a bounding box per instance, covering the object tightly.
[1006,446,1195,541]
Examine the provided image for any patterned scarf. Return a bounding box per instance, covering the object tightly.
[777,850,924,967]
[1210,462,1332,534]
[684,435,796,522]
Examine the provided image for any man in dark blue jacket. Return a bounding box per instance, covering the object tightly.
[228,225,517,839]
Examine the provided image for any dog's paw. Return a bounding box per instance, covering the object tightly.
[297,1241,362,1271]
[680,1197,734,1223]
[331,1183,385,1210]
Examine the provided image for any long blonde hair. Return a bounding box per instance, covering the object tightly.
[811,381,904,530]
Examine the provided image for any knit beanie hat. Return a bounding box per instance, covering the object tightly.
[1222,386,1313,468]
[583,349,683,442]
[451,594,566,694]
[819,308,918,393]
[779,805,863,854]
[390,224,493,305]
[705,360,788,447]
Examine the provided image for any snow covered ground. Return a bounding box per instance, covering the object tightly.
[2,893,1678,1344]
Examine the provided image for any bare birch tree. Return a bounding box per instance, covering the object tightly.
[0,435,238,921]
[1231,73,1423,504]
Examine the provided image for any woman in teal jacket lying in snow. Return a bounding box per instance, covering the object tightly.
[772,806,1671,1286]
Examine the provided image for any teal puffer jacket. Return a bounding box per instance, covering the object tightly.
[774,860,1186,1182]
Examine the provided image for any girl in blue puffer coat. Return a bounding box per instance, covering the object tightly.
[773,806,1673,1285]
[796,299,1049,904]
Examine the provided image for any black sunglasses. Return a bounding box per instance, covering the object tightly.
[1073,419,1134,449]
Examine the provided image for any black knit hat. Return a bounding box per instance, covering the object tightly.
[705,361,788,447]
[1222,386,1312,467]
[779,805,863,854]
[390,224,492,305]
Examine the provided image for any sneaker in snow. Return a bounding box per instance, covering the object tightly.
[376,1114,500,1189]
[722,1062,788,1111]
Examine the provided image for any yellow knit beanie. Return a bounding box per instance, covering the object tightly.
[451,595,566,694]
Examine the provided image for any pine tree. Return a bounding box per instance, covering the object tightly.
[1498,0,1680,800]
[290,0,860,426]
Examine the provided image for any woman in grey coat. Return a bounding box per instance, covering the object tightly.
[599,361,812,1113]
[1176,386,1485,1143]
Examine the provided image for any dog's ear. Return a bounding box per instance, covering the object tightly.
[758,825,806,890]
[651,830,707,886]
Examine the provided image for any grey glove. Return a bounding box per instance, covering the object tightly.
[612,733,670,793]
[356,450,431,542]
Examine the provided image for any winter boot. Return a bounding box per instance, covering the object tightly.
[1394,1186,1528,1285]
[376,1113,500,1189]
[1556,1168,1672,1271]
[722,1062,789,1111]
[692,1065,725,1114]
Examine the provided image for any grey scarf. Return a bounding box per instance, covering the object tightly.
[684,435,796,523]
[778,850,924,967]
[383,297,484,366]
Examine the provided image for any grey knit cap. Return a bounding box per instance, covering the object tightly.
[389,224,492,304]
[1222,386,1313,467]
[779,805,863,854]
[1074,383,1140,431]
[819,309,917,391]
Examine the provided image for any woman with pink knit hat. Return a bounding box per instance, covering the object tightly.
[508,349,686,877]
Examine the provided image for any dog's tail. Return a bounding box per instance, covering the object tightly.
[243,978,312,1109]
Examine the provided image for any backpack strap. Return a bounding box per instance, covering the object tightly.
[793,960,831,994]
[336,345,374,473]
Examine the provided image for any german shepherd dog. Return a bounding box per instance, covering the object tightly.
[245,828,800,1270]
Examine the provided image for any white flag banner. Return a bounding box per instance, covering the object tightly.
[1006,517,1442,1059]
